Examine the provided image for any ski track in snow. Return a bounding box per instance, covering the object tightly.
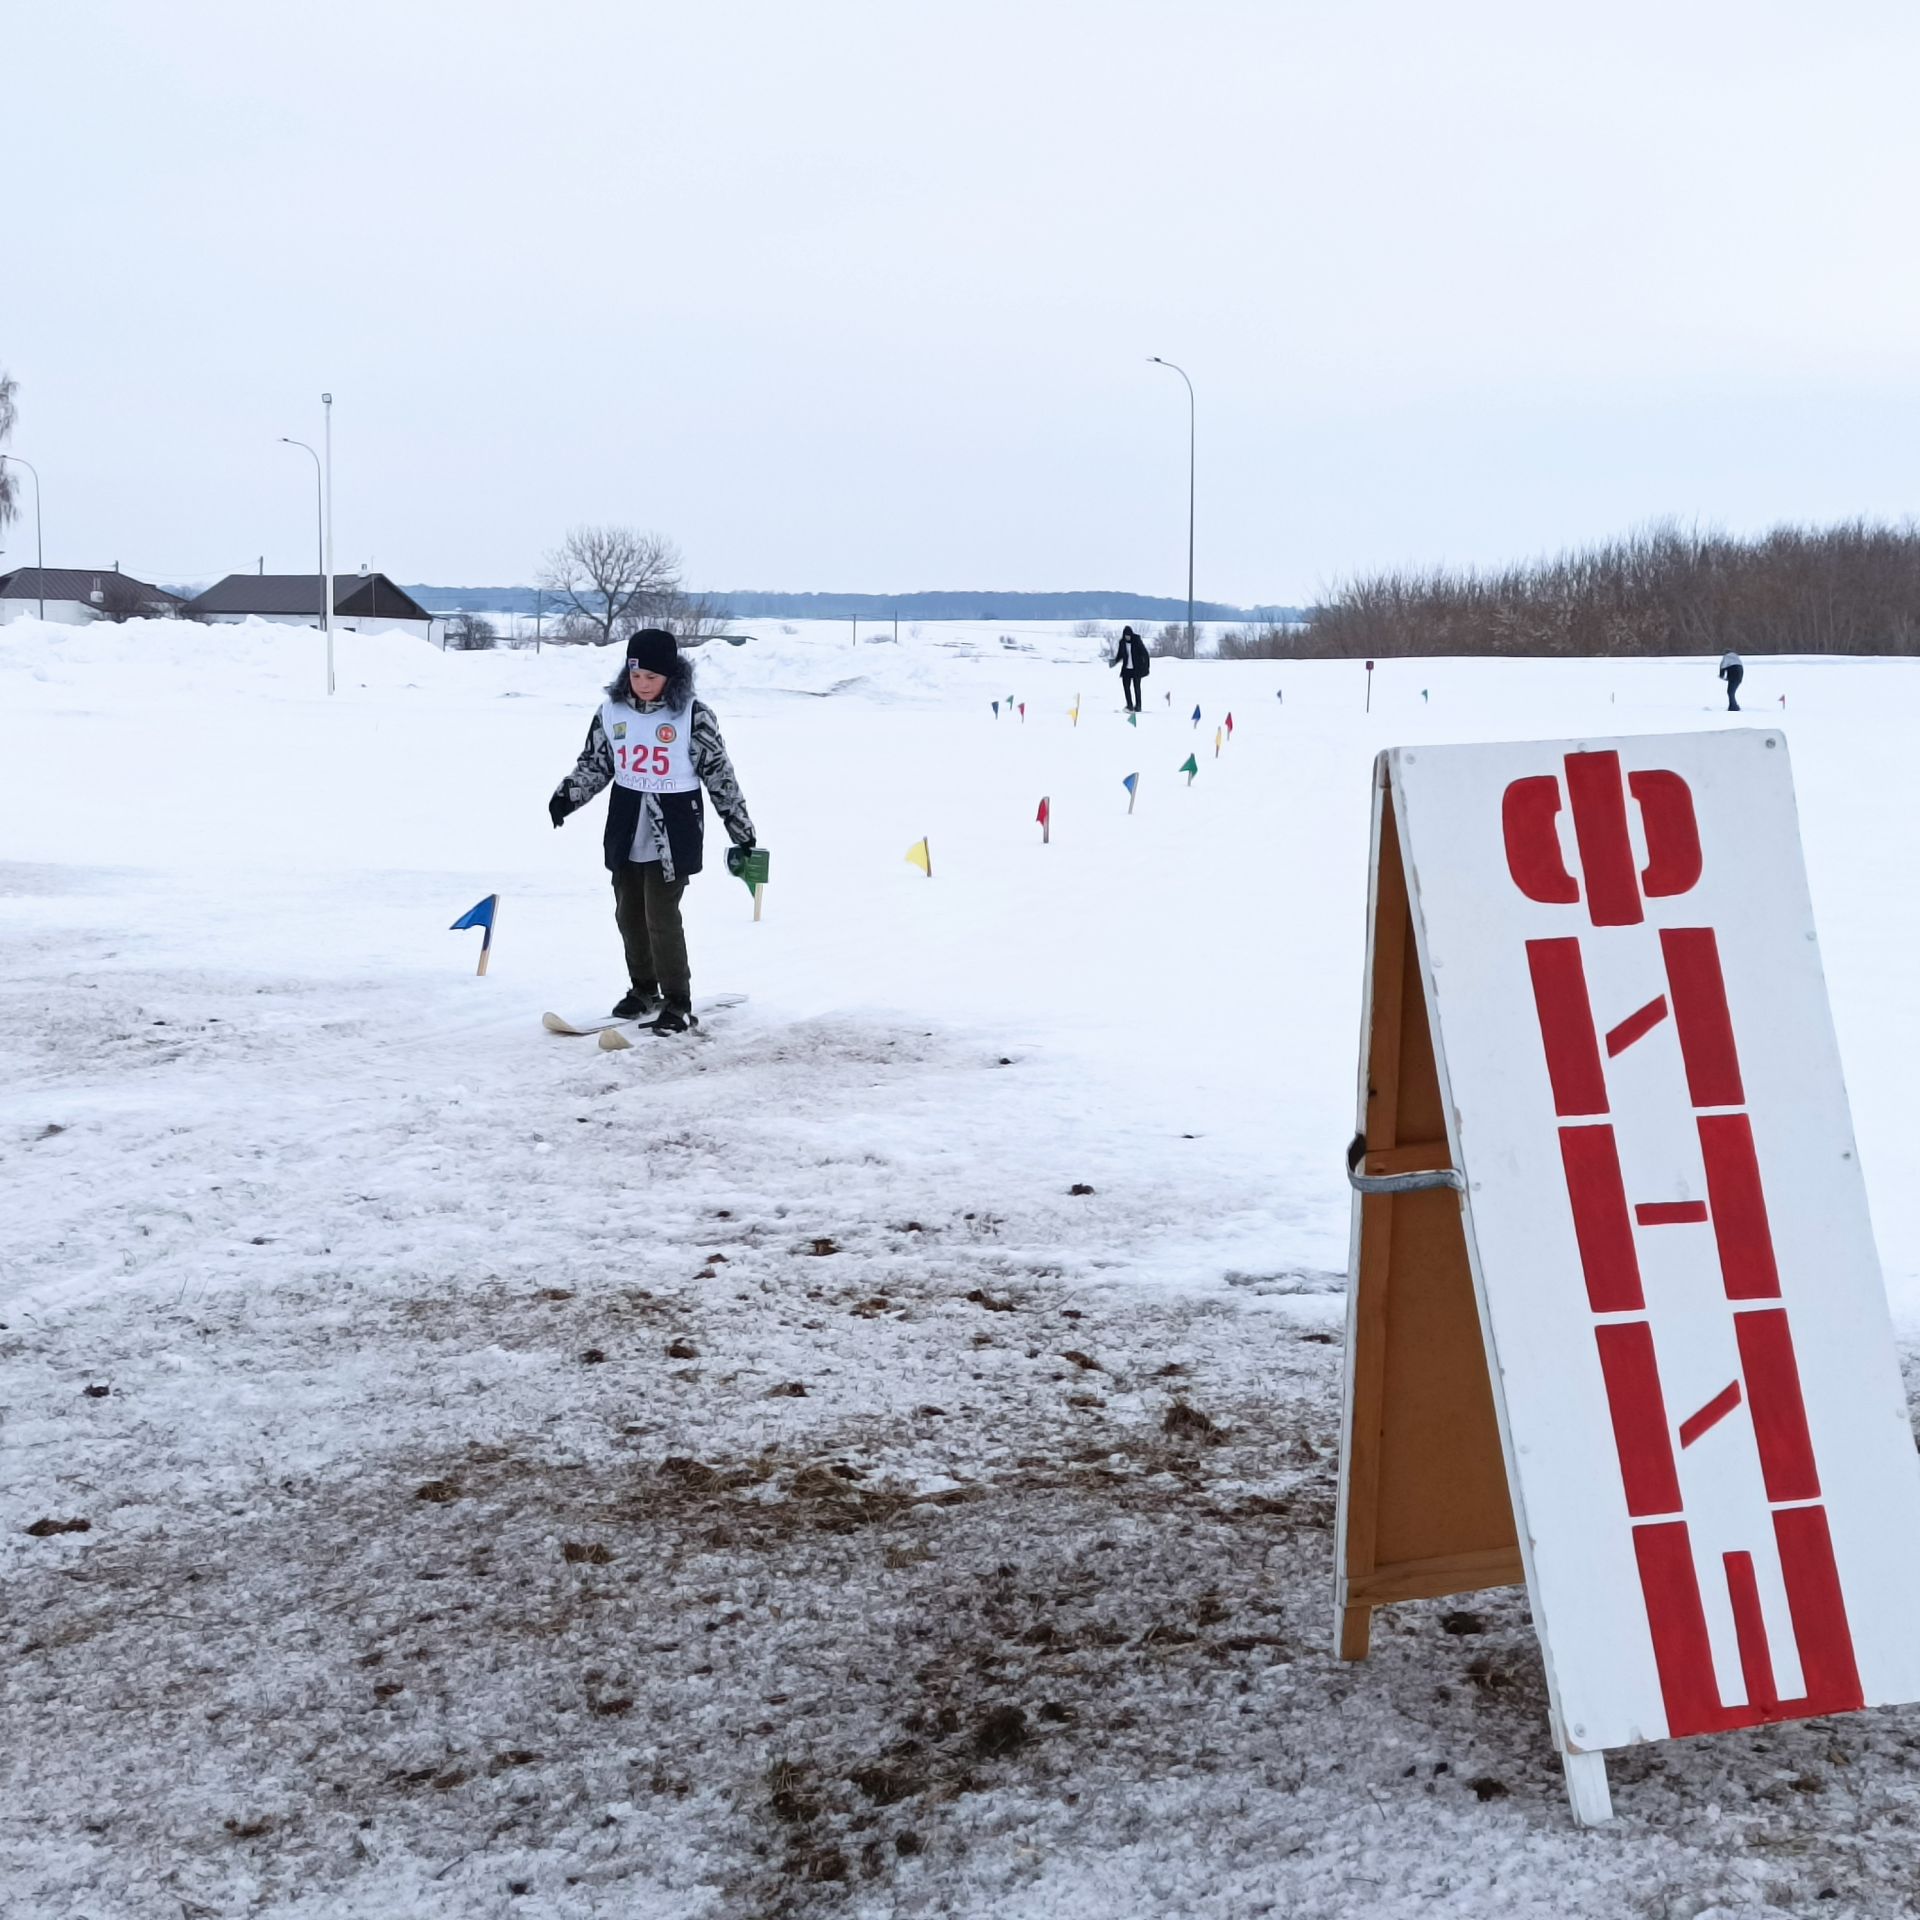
[6,620,1920,1917]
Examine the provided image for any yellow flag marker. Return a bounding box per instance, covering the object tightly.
[1214,726,1222,758]
[905,837,932,877]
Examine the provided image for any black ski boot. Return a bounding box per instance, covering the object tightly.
[613,985,662,1021]
[650,1000,697,1036]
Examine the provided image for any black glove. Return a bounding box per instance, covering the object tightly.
[726,842,756,876]
[548,794,569,829]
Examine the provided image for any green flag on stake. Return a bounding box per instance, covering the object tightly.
[1179,753,1199,786]
[726,845,771,921]
[1126,711,1137,728]
[728,847,771,893]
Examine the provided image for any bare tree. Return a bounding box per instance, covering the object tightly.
[0,370,17,529]
[660,590,731,646]
[1215,622,1298,660]
[1298,517,1920,659]
[538,525,682,646]
[97,575,171,623]
[551,611,607,646]
[444,611,499,651]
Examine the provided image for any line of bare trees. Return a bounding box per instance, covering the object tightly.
[537,525,726,648]
[1288,520,1920,659]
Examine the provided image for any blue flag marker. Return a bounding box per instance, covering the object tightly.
[1191,704,1202,728]
[451,893,498,975]
[992,701,1000,717]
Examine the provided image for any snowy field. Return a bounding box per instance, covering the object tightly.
[6,616,1920,1917]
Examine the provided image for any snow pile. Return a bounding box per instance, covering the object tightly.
[4,617,1919,1915]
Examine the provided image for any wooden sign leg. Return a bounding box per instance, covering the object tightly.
[1562,1751,1612,1827]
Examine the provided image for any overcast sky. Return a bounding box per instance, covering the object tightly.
[6,0,1920,603]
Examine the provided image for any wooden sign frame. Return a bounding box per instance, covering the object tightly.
[1330,766,1578,1791]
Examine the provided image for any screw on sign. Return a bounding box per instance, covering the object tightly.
[1506,747,1860,1738]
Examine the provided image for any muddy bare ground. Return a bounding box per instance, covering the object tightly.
[10,1000,1920,1916]
[13,1253,1920,1918]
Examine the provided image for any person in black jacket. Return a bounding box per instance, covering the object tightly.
[548,629,755,1033]
[1111,625,1150,712]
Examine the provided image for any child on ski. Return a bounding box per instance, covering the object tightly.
[547,628,756,1034]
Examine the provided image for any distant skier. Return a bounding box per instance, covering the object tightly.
[1719,650,1744,711]
[547,629,756,1034]
[1111,625,1150,713]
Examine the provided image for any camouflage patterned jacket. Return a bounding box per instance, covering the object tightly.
[551,667,754,882]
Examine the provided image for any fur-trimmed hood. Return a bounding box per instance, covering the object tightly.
[604,652,697,710]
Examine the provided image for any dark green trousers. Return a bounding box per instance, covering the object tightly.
[610,862,690,1005]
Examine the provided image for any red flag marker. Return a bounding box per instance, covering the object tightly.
[1036,795,1051,844]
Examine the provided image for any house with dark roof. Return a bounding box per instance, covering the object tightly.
[186,572,433,643]
[0,566,184,626]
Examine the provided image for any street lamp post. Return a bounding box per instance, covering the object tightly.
[321,393,335,696]
[1148,356,1195,655]
[0,454,44,617]
[279,437,326,688]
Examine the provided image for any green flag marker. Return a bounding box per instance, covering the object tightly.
[728,847,772,920]
[1179,753,1199,786]
[1126,711,1138,728]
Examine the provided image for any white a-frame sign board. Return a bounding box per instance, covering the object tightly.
[1334,731,1920,1825]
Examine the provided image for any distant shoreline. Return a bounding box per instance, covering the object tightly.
[395,586,1304,622]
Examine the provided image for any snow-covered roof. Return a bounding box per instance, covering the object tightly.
[187,573,430,621]
[0,566,182,604]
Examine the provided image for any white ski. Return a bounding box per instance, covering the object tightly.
[542,1011,630,1036]
[545,993,747,1044]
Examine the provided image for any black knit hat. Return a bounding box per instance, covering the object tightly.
[626,628,678,675]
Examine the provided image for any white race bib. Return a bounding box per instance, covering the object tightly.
[602,699,698,794]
